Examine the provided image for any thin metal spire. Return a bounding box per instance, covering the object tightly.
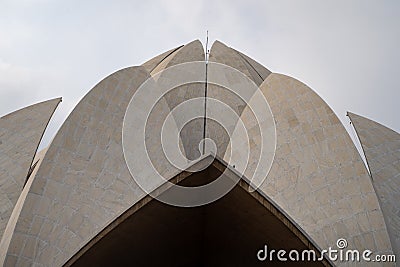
[205,30,209,62]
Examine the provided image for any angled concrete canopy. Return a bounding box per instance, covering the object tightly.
[65,156,330,266]
[348,112,400,258]
[0,98,61,243]
[0,40,397,266]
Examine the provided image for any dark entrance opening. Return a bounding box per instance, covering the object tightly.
[67,160,328,267]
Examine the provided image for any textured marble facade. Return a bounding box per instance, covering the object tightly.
[0,40,397,266]
[348,112,400,259]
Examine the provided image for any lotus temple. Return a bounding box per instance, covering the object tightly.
[0,40,398,266]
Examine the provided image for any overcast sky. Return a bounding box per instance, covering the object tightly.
[0,0,399,150]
